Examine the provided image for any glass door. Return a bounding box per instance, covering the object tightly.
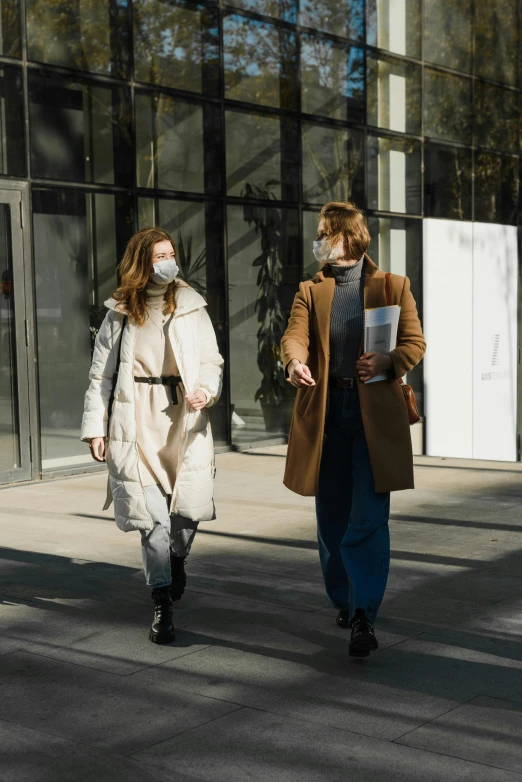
[0,189,31,482]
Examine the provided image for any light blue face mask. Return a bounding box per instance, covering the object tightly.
[150,258,179,284]
[312,239,345,264]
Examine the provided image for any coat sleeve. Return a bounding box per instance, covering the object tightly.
[80,311,118,441]
[388,276,426,379]
[280,282,311,375]
[195,307,224,407]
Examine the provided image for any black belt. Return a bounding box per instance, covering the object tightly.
[134,375,182,404]
[329,377,357,389]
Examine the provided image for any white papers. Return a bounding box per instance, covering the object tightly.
[363,305,401,383]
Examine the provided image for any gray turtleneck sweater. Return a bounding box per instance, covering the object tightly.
[329,258,364,379]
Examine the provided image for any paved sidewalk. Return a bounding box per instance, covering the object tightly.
[1,446,522,781]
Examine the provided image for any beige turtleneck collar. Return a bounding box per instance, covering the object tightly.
[145,281,168,310]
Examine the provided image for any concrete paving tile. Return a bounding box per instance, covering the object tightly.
[379,589,484,630]
[134,705,521,781]
[396,695,522,773]
[362,634,522,701]
[0,597,203,675]
[0,718,194,782]
[132,645,464,741]
[188,561,327,611]
[0,651,241,755]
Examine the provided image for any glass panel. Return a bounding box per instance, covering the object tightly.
[424,69,472,145]
[226,111,281,199]
[300,0,364,41]
[133,0,220,96]
[301,36,364,122]
[0,203,20,472]
[474,153,518,225]
[302,122,364,205]
[26,0,128,78]
[29,73,131,186]
[224,14,297,109]
[136,92,205,193]
[33,189,116,470]
[423,0,472,73]
[0,0,21,58]
[424,143,472,221]
[225,0,296,23]
[227,204,299,445]
[303,209,321,280]
[367,134,421,214]
[474,82,518,153]
[366,0,420,57]
[0,66,26,177]
[367,54,421,135]
[137,197,228,445]
[475,0,517,86]
[367,216,423,414]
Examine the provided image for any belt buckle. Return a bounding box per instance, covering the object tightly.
[340,377,354,389]
[147,377,154,385]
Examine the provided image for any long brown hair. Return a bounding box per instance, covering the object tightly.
[112,227,178,326]
[319,202,371,260]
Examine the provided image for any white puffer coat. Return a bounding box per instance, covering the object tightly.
[81,283,224,533]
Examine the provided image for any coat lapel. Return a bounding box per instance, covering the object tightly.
[360,255,386,355]
[310,274,335,357]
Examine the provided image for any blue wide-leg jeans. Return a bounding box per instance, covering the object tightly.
[315,387,391,624]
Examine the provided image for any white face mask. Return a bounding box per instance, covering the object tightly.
[312,239,345,264]
[150,258,179,285]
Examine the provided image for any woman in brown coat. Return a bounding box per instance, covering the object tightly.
[281,202,425,657]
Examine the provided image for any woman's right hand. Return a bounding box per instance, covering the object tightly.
[89,437,106,462]
[287,359,316,389]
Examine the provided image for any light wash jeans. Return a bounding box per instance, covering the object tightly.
[140,484,198,588]
[315,387,391,624]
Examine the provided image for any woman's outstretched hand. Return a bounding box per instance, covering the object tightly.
[89,437,106,462]
[287,359,316,389]
[356,352,392,383]
[185,389,207,411]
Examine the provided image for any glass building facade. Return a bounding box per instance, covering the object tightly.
[1,0,521,482]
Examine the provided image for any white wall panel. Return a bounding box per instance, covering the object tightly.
[423,219,473,457]
[472,223,517,460]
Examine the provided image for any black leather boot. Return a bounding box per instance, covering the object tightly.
[149,585,175,644]
[349,608,378,657]
[170,553,187,602]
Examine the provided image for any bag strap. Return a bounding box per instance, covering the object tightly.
[384,272,392,307]
[115,315,127,372]
[107,315,128,428]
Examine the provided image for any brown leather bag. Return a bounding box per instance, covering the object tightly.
[384,273,421,426]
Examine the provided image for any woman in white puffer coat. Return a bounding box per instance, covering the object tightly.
[81,227,224,645]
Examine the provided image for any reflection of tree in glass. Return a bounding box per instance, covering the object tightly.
[175,230,207,297]
[301,35,364,120]
[133,0,219,92]
[300,0,364,41]
[303,125,363,204]
[25,0,128,76]
[241,181,286,406]
[224,14,296,108]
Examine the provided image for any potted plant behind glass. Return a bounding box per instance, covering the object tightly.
[241,181,291,433]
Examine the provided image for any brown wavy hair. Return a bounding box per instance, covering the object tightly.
[112,227,178,326]
[319,201,371,261]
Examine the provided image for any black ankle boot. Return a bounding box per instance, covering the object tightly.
[150,585,175,644]
[170,553,187,602]
[349,608,378,657]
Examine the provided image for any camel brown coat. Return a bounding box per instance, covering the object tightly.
[280,255,426,495]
